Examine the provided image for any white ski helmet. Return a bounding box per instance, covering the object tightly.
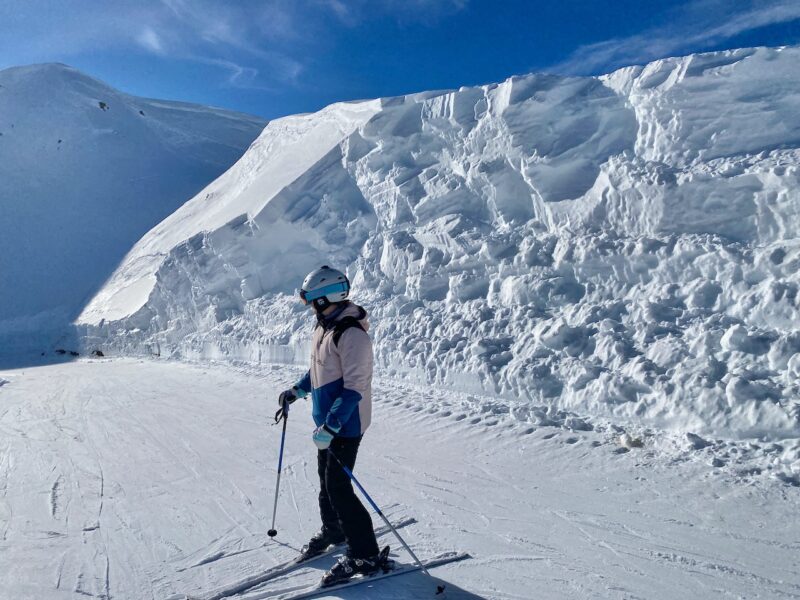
[300,265,350,309]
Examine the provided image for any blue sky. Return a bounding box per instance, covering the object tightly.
[1,0,799,119]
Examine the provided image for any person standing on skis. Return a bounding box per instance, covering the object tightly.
[277,265,382,586]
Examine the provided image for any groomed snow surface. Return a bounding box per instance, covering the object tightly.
[0,358,798,600]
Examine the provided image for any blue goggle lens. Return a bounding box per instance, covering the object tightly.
[300,281,348,302]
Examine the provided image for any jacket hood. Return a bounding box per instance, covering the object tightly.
[337,301,370,332]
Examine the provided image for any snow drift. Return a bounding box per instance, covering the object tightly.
[0,63,266,352]
[79,46,800,440]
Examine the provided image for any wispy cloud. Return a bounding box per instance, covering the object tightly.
[0,1,161,67]
[0,1,308,89]
[198,58,260,88]
[553,0,800,75]
[317,0,468,26]
[136,27,165,55]
[138,1,305,87]
[0,0,468,90]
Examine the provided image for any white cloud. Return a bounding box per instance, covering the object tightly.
[553,0,800,75]
[136,27,164,54]
[320,0,352,21]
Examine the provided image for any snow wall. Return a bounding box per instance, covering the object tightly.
[78,46,800,440]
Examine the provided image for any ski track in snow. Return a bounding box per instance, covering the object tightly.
[0,358,797,599]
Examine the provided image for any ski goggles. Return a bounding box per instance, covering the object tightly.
[299,281,349,304]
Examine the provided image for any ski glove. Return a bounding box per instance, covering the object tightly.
[278,386,307,408]
[312,423,340,450]
[275,386,307,424]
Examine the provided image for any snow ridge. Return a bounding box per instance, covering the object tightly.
[0,63,266,351]
[79,46,800,441]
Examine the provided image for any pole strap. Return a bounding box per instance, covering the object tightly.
[274,400,290,425]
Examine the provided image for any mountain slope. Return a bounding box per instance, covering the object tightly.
[0,63,266,345]
[78,47,800,441]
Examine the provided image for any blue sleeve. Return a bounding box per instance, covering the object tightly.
[295,371,311,395]
[326,388,362,432]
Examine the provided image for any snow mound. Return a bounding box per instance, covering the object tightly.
[0,63,266,350]
[80,47,800,441]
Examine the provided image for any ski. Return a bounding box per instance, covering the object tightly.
[185,517,416,600]
[244,551,471,600]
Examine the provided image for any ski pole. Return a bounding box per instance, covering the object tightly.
[268,401,289,537]
[328,449,445,594]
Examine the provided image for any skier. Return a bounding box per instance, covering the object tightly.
[277,265,384,587]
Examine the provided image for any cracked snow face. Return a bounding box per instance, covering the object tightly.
[75,46,800,446]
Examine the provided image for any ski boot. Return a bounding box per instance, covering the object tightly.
[296,529,346,563]
[321,546,391,587]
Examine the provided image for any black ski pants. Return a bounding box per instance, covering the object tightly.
[317,435,379,559]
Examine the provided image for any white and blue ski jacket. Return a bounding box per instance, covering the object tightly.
[295,302,373,438]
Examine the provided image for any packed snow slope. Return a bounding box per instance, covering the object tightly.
[0,358,797,600]
[0,63,266,346]
[79,46,800,441]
